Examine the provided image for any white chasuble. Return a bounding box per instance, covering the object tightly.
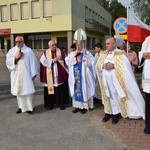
[96,49,145,119]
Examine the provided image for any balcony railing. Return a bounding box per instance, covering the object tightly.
[85,19,110,34]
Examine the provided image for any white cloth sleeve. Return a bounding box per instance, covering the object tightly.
[40,53,53,68]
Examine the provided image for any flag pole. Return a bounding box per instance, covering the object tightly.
[126,6,129,55]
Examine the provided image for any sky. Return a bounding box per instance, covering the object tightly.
[118,0,133,7]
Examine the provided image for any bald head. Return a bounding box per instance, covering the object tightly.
[105,37,116,51]
[15,36,24,48]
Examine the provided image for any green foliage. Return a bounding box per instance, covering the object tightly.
[103,0,127,35]
[131,0,150,24]
[130,43,141,53]
[108,0,127,20]
[135,72,142,85]
[99,0,109,8]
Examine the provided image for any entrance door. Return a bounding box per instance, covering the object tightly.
[57,37,67,50]
[7,40,11,52]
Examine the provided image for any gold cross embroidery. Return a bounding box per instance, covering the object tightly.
[48,87,54,92]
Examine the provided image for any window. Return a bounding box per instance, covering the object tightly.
[57,37,67,50]
[92,11,94,20]
[0,5,8,22]
[21,2,29,20]
[85,6,88,20]
[10,3,18,21]
[31,0,40,19]
[89,9,92,20]
[87,36,91,50]
[92,37,95,49]
[43,0,52,17]
[25,34,50,50]
[0,37,4,49]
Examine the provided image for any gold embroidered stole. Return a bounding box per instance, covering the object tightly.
[114,51,128,118]
[96,50,111,113]
[46,48,61,94]
[14,59,23,96]
[95,52,100,59]
[96,50,128,117]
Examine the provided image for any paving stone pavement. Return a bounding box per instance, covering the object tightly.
[94,109,150,150]
[0,54,150,150]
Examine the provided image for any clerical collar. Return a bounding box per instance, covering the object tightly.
[109,51,113,54]
[108,49,116,54]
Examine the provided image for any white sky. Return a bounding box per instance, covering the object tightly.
[118,0,133,7]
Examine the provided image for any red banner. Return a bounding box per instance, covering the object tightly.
[0,28,11,35]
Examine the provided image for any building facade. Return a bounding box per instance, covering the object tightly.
[0,0,111,53]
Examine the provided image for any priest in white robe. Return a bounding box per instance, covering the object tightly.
[94,43,103,101]
[139,35,150,134]
[65,41,96,114]
[96,37,145,124]
[6,36,39,114]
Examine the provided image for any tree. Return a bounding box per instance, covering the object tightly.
[99,0,109,8]
[108,0,126,20]
[107,0,127,35]
[131,0,150,25]
[100,0,127,35]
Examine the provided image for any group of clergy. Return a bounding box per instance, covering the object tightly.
[6,35,150,135]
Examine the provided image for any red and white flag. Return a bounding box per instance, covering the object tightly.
[127,9,150,43]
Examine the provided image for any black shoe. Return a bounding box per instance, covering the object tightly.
[80,109,87,114]
[102,114,111,122]
[27,111,33,114]
[144,125,150,134]
[60,106,65,110]
[16,108,22,114]
[112,114,120,124]
[47,106,54,110]
[89,108,93,111]
[72,108,80,113]
[94,97,100,104]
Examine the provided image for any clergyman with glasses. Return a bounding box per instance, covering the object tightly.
[40,40,68,111]
[6,36,39,114]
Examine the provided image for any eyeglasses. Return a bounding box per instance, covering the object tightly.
[52,44,56,46]
[15,41,22,43]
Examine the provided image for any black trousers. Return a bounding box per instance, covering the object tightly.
[44,83,66,108]
[63,80,70,104]
[144,92,150,126]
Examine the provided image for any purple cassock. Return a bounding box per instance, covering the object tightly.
[40,49,68,85]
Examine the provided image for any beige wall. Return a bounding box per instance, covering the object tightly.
[51,31,67,41]
[0,0,111,52]
[0,0,111,33]
[0,0,72,33]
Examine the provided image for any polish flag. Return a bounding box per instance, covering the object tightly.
[127,9,150,43]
